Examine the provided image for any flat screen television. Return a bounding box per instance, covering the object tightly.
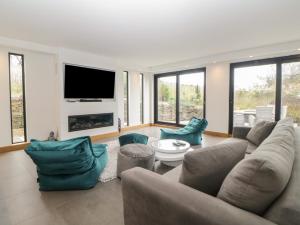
[64,64,115,99]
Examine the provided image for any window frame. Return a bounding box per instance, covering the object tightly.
[140,73,144,124]
[229,54,300,134]
[123,71,129,126]
[154,68,206,126]
[8,53,27,144]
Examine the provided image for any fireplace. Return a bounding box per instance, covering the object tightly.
[68,113,113,132]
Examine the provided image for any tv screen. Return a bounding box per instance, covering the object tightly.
[64,64,115,99]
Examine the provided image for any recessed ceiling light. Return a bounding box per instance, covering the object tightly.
[249,55,254,58]
[297,48,300,51]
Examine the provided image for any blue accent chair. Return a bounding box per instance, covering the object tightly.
[25,136,108,191]
[160,117,208,145]
[119,133,149,146]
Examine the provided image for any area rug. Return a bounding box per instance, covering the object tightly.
[99,137,159,182]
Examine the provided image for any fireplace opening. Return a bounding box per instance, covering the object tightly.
[68,113,113,132]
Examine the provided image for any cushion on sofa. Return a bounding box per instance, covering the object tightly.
[217,118,295,215]
[246,121,276,146]
[179,140,248,196]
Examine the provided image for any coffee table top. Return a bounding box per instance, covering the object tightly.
[151,139,190,154]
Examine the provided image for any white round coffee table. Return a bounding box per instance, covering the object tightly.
[151,139,193,167]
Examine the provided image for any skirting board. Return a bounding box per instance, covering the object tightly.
[0,142,30,153]
[0,123,229,153]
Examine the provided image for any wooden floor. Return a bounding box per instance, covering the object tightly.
[0,126,226,225]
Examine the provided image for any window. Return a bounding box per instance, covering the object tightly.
[154,68,206,126]
[281,62,300,126]
[123,71,129,126]
[139,73,144,124]
[229,54,300,133]
[9,53,27,143]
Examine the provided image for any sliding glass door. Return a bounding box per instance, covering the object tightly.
[281,61,300,126]
[229,55,300,133]
[155,68,206,126]
[179,72,205,124]
[157,75,177,123]
[233,64,276,127]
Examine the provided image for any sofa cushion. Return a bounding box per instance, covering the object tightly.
[246,142,258,154]
[217,118,295,215]
[264,127,300,225]
[246,121,276,146]
[179,140,248,196]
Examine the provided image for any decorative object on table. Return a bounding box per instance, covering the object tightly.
[25,136,108,191]
[117,143,155,178]
[47,131,57,141]
[151,139,192,167]
[160,117,208,145]
[119,133,149,146]
[173,140,186,146]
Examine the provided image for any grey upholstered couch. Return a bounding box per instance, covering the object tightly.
[122,119,299,225]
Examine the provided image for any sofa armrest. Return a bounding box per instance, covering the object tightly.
[122,168,276,225]
[232,126,251,139]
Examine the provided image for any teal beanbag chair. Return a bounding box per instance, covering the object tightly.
[25,136,108,191]
[119,133,149,146]
[160,117,208,145]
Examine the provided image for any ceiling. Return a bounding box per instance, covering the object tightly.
[0,0,300,67]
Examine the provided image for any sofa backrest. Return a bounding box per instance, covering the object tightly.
[264,126,300,225]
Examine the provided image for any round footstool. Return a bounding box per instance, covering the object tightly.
[117,143,155,178]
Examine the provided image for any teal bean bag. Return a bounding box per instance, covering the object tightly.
[119,133,149,146]
[160,117,208,145]
[25,136,108,191]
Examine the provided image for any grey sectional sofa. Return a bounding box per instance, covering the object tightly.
[121,119,299,225]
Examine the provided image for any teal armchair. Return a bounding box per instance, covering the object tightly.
[25,136,108,191]
[160,117,208,145]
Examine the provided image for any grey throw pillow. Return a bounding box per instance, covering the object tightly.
[179,140,248,196]
[217,119,295,215]
[246,121,276,146]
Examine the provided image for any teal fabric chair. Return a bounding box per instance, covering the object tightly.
[25,136,108,191]
[160,117,208,145]
[119,133,149,146]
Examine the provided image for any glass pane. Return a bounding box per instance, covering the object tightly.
[139,74,143,124]
[10,54,26,143]
[123,71,128,126]
[281,62,300,127]
[157,76,176,123]
[179,72,205,125]
[233,64,276,127]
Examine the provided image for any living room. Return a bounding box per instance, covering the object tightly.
[0,1,299,225]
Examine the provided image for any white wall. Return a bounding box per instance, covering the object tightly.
[56,49,152,139]
[206,63,230,133]
[0,43,152,146]
[0,47,11,146]
[0,45,58,146]
[57,48,122,139]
